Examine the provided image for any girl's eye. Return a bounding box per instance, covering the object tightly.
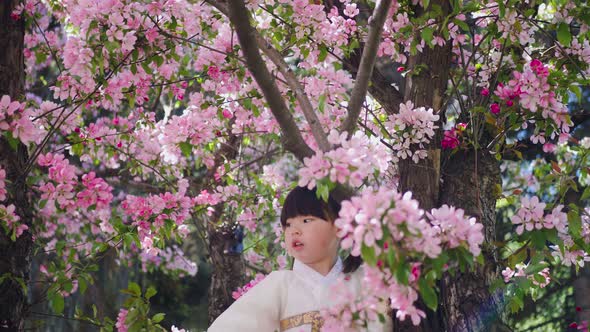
[285,223,290,228]
[303,218,312,223]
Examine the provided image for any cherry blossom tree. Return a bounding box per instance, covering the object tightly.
[0,0,589,331]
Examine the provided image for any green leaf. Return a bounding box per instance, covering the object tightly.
[420,27,435,46]
[489,277,506,292]
[141,61,152,74]
[128,282,141,297]
[581,186,590,201]
[498,1,505,17]
[318,45,328,62]
[395,260,410,285]
[453,19,469,32]
[4,131,19,151]
[418,278,438,310]
[557,23,572,47]
[569,209,582,238]
[145,286,157,300]
[316,183,329,202]
[51,294,65,314]
[152,313,165,323]
[361,244,377,266]
[318,94,326,113]
[153,55,164,67]
[79,276,87,294]
[530,231,546,250]
[386,247,396,268]
[179,142,192,157]
[571,84,582,102]
[525,262,547,275]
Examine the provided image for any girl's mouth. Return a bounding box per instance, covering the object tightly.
[292,240,304,251]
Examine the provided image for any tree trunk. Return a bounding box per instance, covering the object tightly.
[205,132,246,324]
[0,1,34,331]
[393,1,451,331]
[567,179,590,326]
[439,150,504,332]
[574,266,590,326]
[207,218,246,324]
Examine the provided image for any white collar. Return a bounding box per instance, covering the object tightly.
[293,257,343,287]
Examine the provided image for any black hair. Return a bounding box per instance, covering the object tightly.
[280,186,362,273]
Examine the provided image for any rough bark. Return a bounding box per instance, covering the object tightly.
[207,214,247,324]
[394,0,501,330]
[567,180,590,326]
[574,266,590,325]
[439,150,504,332]
[341,0,392,137]
[206,131,246,324]
[225,0,314,162]
[0,1,33,331]
[397,23,451,209]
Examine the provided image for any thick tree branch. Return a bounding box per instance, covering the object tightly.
[209,1,330,151]
[225,0,315,162]
[324,1,404,116]
[340,0,392,137]
[254,33,331,152]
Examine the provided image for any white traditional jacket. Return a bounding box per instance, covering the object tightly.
[208,257,392,332]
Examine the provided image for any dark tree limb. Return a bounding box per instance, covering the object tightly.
[340,0,393,137]
[225,0,314,162]
[324,1,404,116]
[254,33,331,152]
[0,2,33,331]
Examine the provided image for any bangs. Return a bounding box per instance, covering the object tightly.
[280,186,340,227]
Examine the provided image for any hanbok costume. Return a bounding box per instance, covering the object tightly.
[208,257,392,332]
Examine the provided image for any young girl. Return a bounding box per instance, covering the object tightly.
[208,186,392,332]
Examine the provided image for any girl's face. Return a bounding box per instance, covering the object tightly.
[284,215,339,275]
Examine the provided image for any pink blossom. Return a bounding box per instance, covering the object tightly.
[115,308,128,332]
[343,3,359,18]
[0,168,6,201]
[208,66,221,80]
[385,101,439,163]
[232,274,266,300]
[511,196,546,235]
[222,109,233,118]
[490,103,501,114]
[442,130,459,149]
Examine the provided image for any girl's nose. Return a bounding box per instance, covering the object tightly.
[290,227,301,236]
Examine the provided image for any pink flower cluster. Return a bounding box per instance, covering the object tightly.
[0,95,44,145]
[115,308,128,332]
[37,153,79,211]
[502,263,551,288]
[298,130,391,189]
[511,197,590,268]
[322,265,425,330]
[336,188,483,259]
[232,273,266,300]
[76,172,113,209]
[550,246,590,268]
[38,264,80,297]
[385,101,439,163]
[442,123,467,150]
[121,191,193,256]
[139,245,198,277]
[329,188,483,326]
[494,60,571,135]
[1,204,28,239]
[322,271,387,331]
[510,196,567,235]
